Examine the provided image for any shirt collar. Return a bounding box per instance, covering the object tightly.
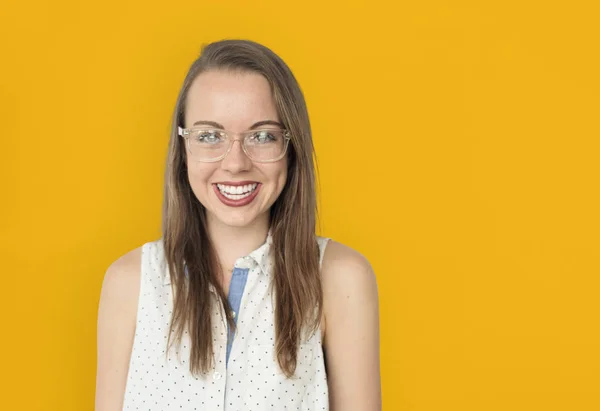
[162,229,273,286]
[246,228,273,275]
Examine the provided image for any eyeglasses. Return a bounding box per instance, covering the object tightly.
[178,126,291,163]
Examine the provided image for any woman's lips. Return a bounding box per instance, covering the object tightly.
[213,183,261,207]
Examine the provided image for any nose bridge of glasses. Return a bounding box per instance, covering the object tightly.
[222,134,252,163]
[226,130,250,143]
[225,131,256,152]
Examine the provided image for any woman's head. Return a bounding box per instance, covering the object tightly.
[165,40,316,232]
[163,40,322,378]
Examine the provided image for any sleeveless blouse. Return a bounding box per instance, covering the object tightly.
[122,233,331,410]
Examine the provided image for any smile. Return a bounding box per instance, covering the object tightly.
[216,183,259,200]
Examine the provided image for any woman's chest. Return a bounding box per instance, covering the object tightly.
[126,272,327,410]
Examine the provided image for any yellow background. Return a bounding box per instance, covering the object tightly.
[1,0,599,409]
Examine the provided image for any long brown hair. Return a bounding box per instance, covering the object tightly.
[162,40,321,378]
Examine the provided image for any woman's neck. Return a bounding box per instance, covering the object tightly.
[206,212,270,272]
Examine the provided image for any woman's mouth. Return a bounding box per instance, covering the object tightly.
[216,182,259,200]
[213,182,261,207]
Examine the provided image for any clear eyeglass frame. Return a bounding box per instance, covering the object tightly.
[177,126,292,163]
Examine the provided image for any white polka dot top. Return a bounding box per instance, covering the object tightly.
[122,232,331,410]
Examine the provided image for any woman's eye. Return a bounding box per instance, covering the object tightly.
[251,131,277,143]
[196,130,222,143]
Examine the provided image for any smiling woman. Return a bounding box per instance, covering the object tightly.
[95,40,381,411]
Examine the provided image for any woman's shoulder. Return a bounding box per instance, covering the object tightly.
[102,238,163,287]
[101,245,145,303]
[320,238,378,311]
[320,239,374,279]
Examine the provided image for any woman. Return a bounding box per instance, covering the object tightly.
[96,39,381,411]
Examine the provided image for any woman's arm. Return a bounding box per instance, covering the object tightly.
[321,240,382,411]
[95,247,141,411]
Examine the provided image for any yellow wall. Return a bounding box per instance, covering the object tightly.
[1,0,599,409]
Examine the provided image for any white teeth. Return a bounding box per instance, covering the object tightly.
[222,191,252,200]
[216,183,258,197]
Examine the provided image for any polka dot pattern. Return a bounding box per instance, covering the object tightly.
[122,233,331,410]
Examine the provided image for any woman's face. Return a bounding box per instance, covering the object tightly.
[184,70,288,229]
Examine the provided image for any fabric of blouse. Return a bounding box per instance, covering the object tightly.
[122,232,331,411]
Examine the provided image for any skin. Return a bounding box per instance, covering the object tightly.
[95,70,381,410]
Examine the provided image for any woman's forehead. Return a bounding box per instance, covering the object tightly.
[185,70,278,129]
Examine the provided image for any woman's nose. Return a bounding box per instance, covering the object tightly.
[220,139,252,173]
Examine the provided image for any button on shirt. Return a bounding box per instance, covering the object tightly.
[122,233,331,410]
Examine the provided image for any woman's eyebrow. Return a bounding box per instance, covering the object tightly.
[191,120,283,129]
[249,120,283,129]
[192,120,224,128]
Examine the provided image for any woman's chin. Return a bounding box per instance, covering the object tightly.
[208,207,264,229]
